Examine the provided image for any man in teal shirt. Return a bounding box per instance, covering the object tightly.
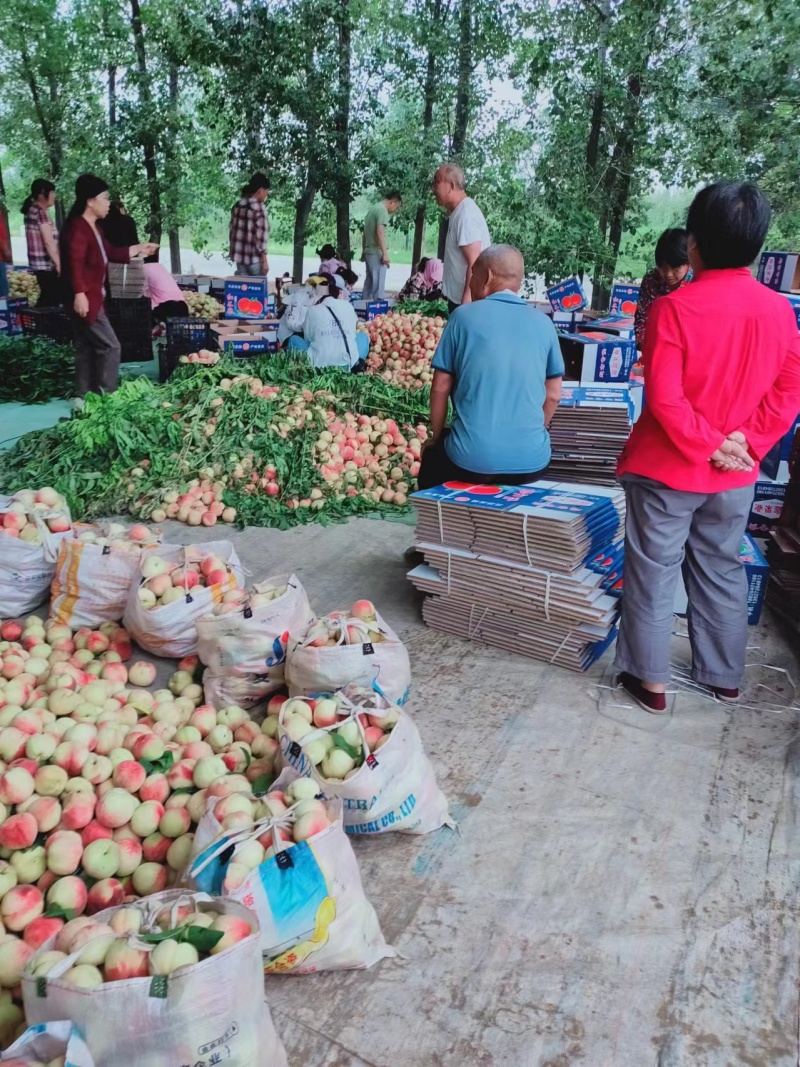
[418,244,564,489]
[361,191,402,301]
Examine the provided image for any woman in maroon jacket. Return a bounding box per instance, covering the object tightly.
[60,173,156,398]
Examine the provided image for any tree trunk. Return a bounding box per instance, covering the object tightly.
[167,66,182,274]
[585,0,611,176]
[591,71,643,310]
[437,0,473,263]
[128,0,162,250]
[293,174,317,282]
[334,0,352,264]
[0,161,9,266]
[412,0,442,271]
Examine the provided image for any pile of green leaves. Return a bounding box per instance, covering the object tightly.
[0,354,430,530]
[0,336,76,404]
[392,298,449,319]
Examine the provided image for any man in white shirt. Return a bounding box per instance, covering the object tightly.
[432,163,491,310]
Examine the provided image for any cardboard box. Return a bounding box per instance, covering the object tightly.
[609,285,640,316]
[748,481,787,535]
[546,277,587,313]
[107,262,146,300]
[0,298,28,336]
[673,534,769,624]
[354,299,389,321]
[757,252,800,293]
[557,331,636,384]
[224,278,269,319]
[787,294,800,329]
[222,331,278,357]
[760,419,800,482]
[580,315,635,340]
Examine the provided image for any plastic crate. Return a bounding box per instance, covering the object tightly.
[160,317,217,382]
[105,297,154,364]
[17,306,72,344]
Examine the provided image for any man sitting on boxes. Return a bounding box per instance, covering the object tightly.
[418,244,564,490]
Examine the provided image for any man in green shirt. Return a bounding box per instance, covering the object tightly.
[361,190,402,301]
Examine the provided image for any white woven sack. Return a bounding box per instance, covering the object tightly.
[123,541,244,658]
[22,890,288,1067]
[0,498,70,617]
[286,610,411,705]
[279,686,454,835]
[0,1020,94,1067]
[198,574,314,714]
[50,522,161,628]
[187,794,395,974]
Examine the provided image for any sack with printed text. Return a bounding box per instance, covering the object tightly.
[186,783,395,974]
[0,490,71,617]
[123,541,243,658]
[278,685,453,835]
[197,574,314,716]
[22,890,288,1067]
[285,599,411,705]
[0,1020,95,1067]
[49,521,162,628]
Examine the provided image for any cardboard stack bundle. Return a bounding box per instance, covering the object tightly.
[547,384,637,486]
[408,481,624,672]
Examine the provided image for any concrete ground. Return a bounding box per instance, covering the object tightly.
[158,516,800,1067]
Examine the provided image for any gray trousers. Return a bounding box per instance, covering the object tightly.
[72,310,122,397]
[363,253,386,301]
[613,474,754,689]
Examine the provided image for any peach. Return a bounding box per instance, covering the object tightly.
[23,914,64,949]
[130,800,164,838]
[82,753,113,785]
[81,839,120,879]
[26,733,57,762]
[128,661,156,688]
[80,820,112,847]
[26,947,68,977]
[149,938,198,975]
[48,688,81,717]
[0,766,34,805]
[0,621,22,642]
[47,875,88,916]
[104,939,149,981]
[208,914,252,954]
[55,915,97,952]
[213,792,253,822]
[70,921,116,965]
[166,759,195,790]
[1,884,44,931]
[62,776,93,796]
[0,811,37,850]
[292,810,330,842]
[109,907,142,935]
[86,632,109,655]
[131,861,168,895]
[139,773,170,803]
[159,806,190,839]
[52,742,88,777]
[0,727,28,762]
[63,963,104,988]
[142,832,171,863]
[192,755,227,789]
[46,830,84,876]
[86,877,125,914]
[186,789,207,823]
[115,836,143,877]
[182,740,213,761]
[11,843,46,884]
[207,773,250,798]
[0,937,34,987]
[95,788,139,828]
[131,735,165,762]
[61,791,97,830]
[26,796,61,834]
[189,706,217,736]
[113,760,146,793]
[166,833,194,871]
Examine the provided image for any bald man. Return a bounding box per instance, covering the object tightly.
[432,163,491,310]
[418,244,564,490]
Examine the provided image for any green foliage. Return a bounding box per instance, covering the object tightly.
[0,336,75,403]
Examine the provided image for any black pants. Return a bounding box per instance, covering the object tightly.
[447,298,459,315]
[417,431,547,491]
[72,310,122,397]
[35,270,61,307]
[152,299,189,322]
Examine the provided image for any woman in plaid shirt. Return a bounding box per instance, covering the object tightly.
[22,178,61,306]
[634,228,690,349]
[228,172,270,277]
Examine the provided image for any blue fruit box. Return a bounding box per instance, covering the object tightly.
[757,251,800,293]
[546,277,587,314]
[0,298,28,336]
[222,334,278,357]
[747,481,787,536]
[224,278,270,319]
[557,331,636,384]
[787,294,800,329]
[760,416,800,482]
[609,284,640,316]
[583,315,636,340]
[354,299,389,321]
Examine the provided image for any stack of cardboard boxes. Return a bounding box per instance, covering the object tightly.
[407,481,625,672]
[212,278,278,356]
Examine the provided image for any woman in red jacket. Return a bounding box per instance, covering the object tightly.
[614,182,800,713]
[60,173,156,398]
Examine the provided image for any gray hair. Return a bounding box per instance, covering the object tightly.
[434,163,466,190]
[476,243,525,279]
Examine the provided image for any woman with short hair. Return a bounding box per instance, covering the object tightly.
[615,182,800,713]
[634,227,691,348]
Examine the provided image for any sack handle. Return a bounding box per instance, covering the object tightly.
[189,805,298,878]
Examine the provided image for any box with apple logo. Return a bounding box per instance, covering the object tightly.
[557,330,636,385]
[224,278,270,320]
[546,277,587,314]
[747,481,787,536]
[609,284,640,316]
[757,252,800,293]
